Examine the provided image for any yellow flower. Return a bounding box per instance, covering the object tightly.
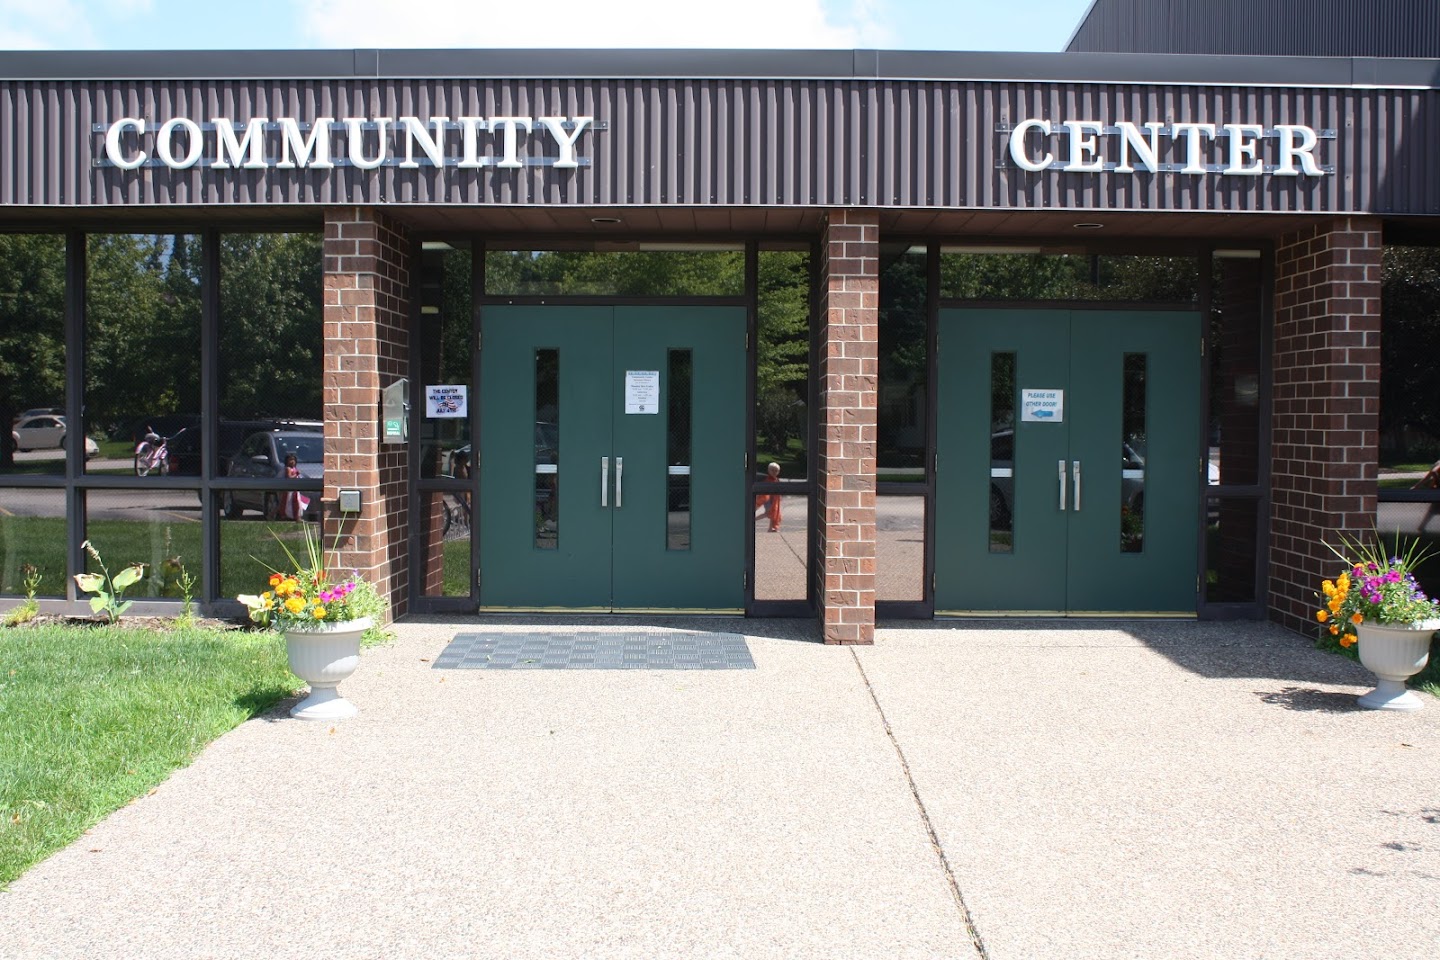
[1350,612,1363,625]
[1328,598,1342,614]
[261,591,273,601]
[1328,624,1340,635]
[1322,580,1335,597]
[1338,573,1350,590]
[1316,610,1329,623]
[284,597,305,614]
[313,605,327,619]
[263,598,275,609]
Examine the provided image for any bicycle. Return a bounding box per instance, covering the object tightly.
[134,426,184,476]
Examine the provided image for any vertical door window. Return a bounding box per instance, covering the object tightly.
[667,349,693,551]
[1121,354,1148,553]
[989,353,1017,553]
[534,349,559,550]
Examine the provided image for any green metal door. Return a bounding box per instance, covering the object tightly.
[935,308,1202,614]
[478,306,744,610]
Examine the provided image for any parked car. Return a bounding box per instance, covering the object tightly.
[12,415,99,458]
[12,406,64,426]
[222,430,323,519]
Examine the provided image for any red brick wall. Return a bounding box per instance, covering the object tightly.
[323,208,411,621]
[816,210,879,644]
[1269,217,1382,634]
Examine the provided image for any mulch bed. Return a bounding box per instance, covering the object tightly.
[4,613,251,632]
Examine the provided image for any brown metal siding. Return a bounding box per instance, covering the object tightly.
[1067,0,1440,58]
[2,77,1437,215]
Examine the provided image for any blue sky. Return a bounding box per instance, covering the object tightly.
[0,0,1097,52]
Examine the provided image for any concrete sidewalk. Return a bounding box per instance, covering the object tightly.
[1,618,1437,959]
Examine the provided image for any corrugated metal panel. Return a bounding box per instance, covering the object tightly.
[1068,0,1440,58]
[2,77,1438,215]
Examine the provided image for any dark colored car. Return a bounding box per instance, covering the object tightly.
[222,430,324,519]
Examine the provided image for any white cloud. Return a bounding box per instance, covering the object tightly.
[0,0,98,47]
[299,0,892,49]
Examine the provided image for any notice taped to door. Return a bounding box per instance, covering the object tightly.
[1021,389,1064,423]
[625,370,660,414]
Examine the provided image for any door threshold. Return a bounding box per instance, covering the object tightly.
[478,606,744,616]
[936,610,1197,619]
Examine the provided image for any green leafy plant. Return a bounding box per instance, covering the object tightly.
[3,564,42,626]
[1317,534,1440,650]
[73,540,146,624]
[175,563,198,628]
[237,525,384,631]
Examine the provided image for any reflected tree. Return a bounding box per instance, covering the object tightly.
[0,234,65,467]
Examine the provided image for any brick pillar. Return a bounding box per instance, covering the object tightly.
[323,208,411,621]
[1269,217,1382,635]
[816,210,879,644]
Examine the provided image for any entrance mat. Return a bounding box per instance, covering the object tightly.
[433,632,756,670]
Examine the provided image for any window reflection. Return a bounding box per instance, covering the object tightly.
[754,493,809,601]
[878,495,925,601]
[0,488,67,596]
[534,350,559,550]
[0,234,67,478]
[84,489,202,599]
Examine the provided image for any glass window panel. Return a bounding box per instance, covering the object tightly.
[1121,354,1148,554]
[990,352,1016,553]
[534,349,559,550]
[940,253,1199,303]
[1377,500,1440,601]
[0,234,67,477]
[485,249,744,297]
[219,233,323,480]
[1380,246,1440,486]
[1205,498,1259,603]
[84,489,202,599]
[879,244,928,481]
[0,488,66,596]
[1210,255,1263,486]
[418,243,473,479]
[418,491,472,598]
[85,234,202,476]
[756,249,810,480]
[216,501,321,599]
[878,495,925,601]
[754,493,808,601]
[667,350,693,551]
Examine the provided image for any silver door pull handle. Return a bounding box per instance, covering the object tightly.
[1058,460,1067,511]
[601,456,609,507]
[616,457,624,508]
[1072,460,1082,512]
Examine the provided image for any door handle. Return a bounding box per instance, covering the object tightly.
[1058,460,1067,511]
[615,457,624,508]
[1072,460,1082,512]
[601,456,609,507]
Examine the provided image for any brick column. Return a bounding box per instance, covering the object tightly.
[815,210,879,644]
[1269,217,1382,635]
[323,208,411,621]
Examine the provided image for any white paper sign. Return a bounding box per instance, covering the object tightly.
[625,371,660,414]
[425,384,468,418]
[1021,389,1064,423]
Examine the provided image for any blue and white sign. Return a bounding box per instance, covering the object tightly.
[1021,389,1064,423]
[426,384,467,418]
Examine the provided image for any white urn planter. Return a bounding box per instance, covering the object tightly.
[1354,620,1439,711]
[284,617,372,721]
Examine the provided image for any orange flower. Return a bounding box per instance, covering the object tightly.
[1316,610,1329,623]
[1328,624,1340,635]
[269,573,283,587]
[1339,634,1356,648]
[1350,612,1364,625]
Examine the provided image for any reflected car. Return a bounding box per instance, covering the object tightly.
[12,415,99,458]
[222,430,323,519]
[12,407,64,425]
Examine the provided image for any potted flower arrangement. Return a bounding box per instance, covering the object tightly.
[239,526,384,721]
[1318,534,1440,711]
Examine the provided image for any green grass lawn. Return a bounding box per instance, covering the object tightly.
[0,623,299,887]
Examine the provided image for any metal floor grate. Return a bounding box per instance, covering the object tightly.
[432,632,756,670]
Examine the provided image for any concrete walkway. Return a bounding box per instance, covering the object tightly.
[2,618,1438,959]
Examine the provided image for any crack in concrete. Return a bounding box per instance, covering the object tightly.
[850,648,991,960]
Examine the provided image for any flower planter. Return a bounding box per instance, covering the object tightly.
[284,617,372,721]
[1355,620,1439,711]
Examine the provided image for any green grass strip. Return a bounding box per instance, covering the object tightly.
[0,624,299,887]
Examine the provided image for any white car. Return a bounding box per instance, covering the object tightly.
[11,415,100,458]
